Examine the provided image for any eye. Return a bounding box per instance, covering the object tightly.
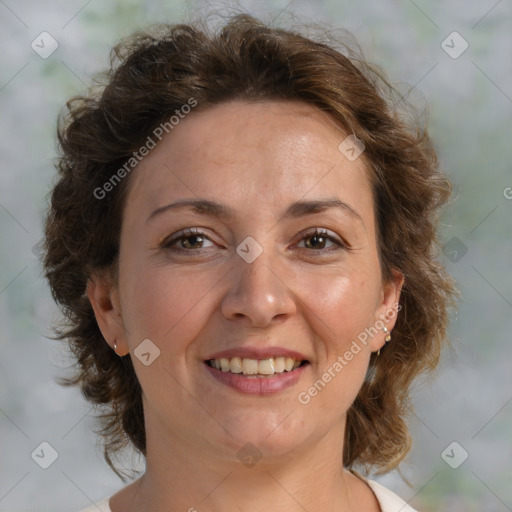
[296,228,344,251]
[161,228,215,252]
[161,227,345,254]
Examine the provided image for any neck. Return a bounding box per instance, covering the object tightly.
[117,415,361,512]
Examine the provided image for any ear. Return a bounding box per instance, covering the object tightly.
[86,270,129,356]
[370,268,404,353]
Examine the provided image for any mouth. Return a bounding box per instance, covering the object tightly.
[205,357,310,377]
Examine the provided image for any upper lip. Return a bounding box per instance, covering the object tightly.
[205,346,309,361]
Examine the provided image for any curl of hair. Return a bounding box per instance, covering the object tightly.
[43,13,457,477]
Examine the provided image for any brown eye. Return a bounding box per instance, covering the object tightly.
[162,228,215,252]
[304,233,330,249]
[179,234,205,249]
[298,229,342,251]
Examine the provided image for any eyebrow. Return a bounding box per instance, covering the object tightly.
[147,197,365,226]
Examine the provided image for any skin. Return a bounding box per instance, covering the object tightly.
[88,100,404,512]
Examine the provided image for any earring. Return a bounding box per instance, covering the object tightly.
[377,327,392,356]
[113,340,118,355]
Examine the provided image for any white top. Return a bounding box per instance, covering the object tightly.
[77,479,417,512]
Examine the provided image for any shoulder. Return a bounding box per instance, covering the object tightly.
[75,497,111,512]
[366,479,418,512]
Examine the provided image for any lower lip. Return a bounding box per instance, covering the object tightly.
[204,363,308,395]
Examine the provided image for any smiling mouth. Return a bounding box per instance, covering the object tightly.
[206,357,309,377]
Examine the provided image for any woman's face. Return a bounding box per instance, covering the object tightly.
[92,100,402,462]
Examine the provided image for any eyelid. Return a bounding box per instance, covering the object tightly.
[161,227,216,249]
[297,227,346,250]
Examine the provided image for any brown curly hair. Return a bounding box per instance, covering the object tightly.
[43,13,457,477]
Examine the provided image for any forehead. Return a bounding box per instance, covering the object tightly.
[124,100,374,223]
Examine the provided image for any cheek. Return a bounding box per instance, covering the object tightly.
[119,259,224,353]
[298,268,379,348]
[119,264,219,404]
[295,269,378,409]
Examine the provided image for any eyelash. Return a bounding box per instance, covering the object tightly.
[161,227,345,254]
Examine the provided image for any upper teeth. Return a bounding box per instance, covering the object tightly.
[209,357,302,375]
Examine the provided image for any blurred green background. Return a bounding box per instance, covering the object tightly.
[1,1,511,510]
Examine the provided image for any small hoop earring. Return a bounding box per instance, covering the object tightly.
[377,327,392,356]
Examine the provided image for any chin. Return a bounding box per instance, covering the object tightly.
[207,409,313,462]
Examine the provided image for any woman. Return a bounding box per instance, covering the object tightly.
[43,13,456,512]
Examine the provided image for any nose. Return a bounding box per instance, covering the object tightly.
[221,251,297,328]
